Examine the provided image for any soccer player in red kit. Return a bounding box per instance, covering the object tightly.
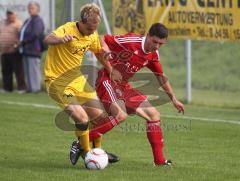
[89,23,185,166]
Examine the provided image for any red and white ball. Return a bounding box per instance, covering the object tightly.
[84,148,108,170]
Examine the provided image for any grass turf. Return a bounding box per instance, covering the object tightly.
[0,92,240,181]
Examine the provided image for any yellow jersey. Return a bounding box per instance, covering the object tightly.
[44,22,102,81]
[44,22,102,107]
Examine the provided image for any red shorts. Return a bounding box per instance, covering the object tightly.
[96,76,147,115]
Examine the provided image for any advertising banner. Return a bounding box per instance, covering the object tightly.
[113,0,240,41]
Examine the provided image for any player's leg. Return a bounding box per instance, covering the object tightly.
[46,80,93,165]
[123,87,171,166]
[88,79,128,141]
[82,97,126,140]
[81,98,106,146]
[65,104,92,165]
[68,98,119,165]
[82,98,122,163]
[83,99,125,164]
[69,79,127,163]
[135,100,171,166]
[66,104,90,151]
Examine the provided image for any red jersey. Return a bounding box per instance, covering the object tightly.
[100,33,164,82]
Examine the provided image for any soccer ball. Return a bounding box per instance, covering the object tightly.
[84,148,108,170]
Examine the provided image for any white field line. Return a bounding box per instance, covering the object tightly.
[162,115,240,125]
[1,100,240,125]
[1,100,59,109]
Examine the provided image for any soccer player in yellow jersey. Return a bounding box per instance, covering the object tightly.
[44,3,120,165]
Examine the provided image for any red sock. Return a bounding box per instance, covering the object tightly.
[89,116,119,141]
[146,120,166,165]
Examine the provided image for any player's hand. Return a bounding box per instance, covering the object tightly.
[172,98,185,114]
[110,68,122,82]
[60,35,74,43]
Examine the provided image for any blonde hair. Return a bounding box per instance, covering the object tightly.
[80,3,102,23]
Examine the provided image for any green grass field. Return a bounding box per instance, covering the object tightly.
[0,92,240,181]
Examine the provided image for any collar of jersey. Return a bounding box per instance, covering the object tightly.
[141,37,150,54]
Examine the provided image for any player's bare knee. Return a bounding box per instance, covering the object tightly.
[97,112,108,120]
[149,110,160,121]
[91,109,104,120]
[65,108,88,124]
[110,102,127,123]
[116,112,127,123]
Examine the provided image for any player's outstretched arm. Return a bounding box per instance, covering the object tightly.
[94,35,113,73]
[156,74,185,114]
[95,36,122,82]
[94,52,112,73]
[95,52,122,82]
[44,32,73,45]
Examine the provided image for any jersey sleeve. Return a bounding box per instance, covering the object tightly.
[104,34,117,49]
[105,33,138,44]
[89,32,102,54]
[52,23,67,37]
[104,34,126,52]
[146,52,164,76]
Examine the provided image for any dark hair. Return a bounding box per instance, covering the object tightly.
[6,10,14,14]
[148,23,168,39]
